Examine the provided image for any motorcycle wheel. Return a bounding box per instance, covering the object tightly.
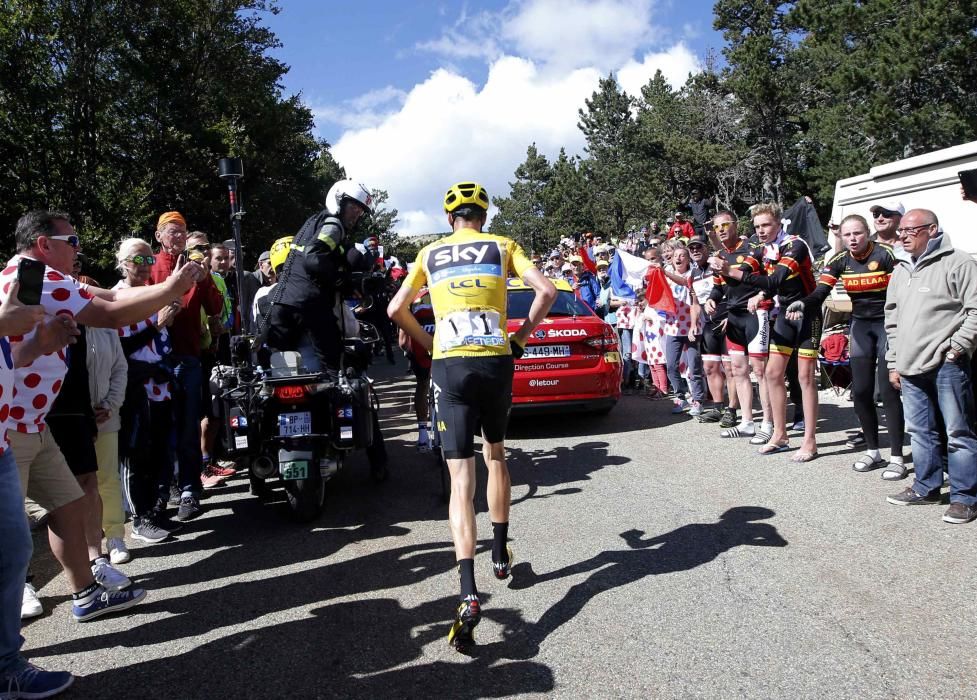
[282,467,326,523]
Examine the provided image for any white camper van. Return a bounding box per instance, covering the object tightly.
[830,140,977,256]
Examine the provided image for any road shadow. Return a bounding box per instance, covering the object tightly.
[67,595,554,699]
[480,506,787,659]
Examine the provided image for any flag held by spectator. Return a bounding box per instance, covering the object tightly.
[610,249,650,299]
[644,267,677,315]
[577,245,598,275]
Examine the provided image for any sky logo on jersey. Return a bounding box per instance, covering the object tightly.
[428,242,503,283]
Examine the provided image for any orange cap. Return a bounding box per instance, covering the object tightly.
[157,211,186,230]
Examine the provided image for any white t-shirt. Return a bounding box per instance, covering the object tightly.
[0,256,93,433]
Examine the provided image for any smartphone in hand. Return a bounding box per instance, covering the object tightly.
[16,258,45,306]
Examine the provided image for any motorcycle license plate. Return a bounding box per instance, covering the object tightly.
[280,460,309,480]
[278,411,312,437]
[523,344,571,358]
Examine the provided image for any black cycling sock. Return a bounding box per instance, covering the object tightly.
[458,559,477,599]
[492,521,509,563]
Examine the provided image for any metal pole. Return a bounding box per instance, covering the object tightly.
[218,157,247,337]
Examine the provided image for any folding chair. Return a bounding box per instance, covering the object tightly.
[819,322,852,396]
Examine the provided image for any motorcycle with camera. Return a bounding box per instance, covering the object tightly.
[215,311,388,522]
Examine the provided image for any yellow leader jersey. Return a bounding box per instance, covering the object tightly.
[403,228,534,360]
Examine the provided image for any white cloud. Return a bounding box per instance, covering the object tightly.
[502,0,657,72]
[311,85,407,130]
[331,1,700,236]
[617,43,699,97]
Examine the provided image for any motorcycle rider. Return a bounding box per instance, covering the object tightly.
[263,180,374,375]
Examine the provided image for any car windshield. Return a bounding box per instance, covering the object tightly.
[507,289,593,319]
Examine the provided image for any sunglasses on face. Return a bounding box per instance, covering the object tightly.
[712,222,733,232]
[48,234,80,248]
[126,254,156,266]
[874,210,896,219]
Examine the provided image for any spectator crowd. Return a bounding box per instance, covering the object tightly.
[3,184,977,696]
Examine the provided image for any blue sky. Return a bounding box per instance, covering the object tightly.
[262,0,725,233]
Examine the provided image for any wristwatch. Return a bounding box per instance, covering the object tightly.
[946,347,961,363]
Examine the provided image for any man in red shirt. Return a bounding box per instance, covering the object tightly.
[150,212,224,521]
[667,211,695,241]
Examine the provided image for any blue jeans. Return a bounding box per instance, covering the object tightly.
[664,335,706,402]
[0,449,31,673]
[169,355,203,496]
[902,361,977,505]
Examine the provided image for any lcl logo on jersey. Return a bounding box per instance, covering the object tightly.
[428,242,503,283]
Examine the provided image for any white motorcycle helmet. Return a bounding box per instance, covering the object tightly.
[325,179,374,217]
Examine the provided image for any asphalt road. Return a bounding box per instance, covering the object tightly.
[21,361,977,699]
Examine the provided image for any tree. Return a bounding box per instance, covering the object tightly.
[787,0,977,206]
[489,144,552,252]
[713,0,802,205]
[0,0,335,275]
[541,149,595,248]
[577,75,645,238]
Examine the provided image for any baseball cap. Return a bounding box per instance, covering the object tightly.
[596,259,610,269]
[687,234,709,248]
[674,211,685,218]
[561,262,574,272]
[549,250,561,259]
[869,200,905,216]
[569,255,583,263]
[258,250,271,263]
[666,217,675,224]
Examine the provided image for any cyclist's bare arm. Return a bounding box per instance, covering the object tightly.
[510,267,557,346]
[388,285,434,354]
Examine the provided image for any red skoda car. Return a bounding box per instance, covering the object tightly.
[507,278,621,414]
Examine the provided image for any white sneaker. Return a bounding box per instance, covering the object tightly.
[22,583,43,619]
[91,558,131,592]
[107,537,131,565]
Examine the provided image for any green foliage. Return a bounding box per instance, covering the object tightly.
[491,0,977,238]
[0,0,337,276]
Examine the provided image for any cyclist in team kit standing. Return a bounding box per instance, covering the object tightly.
[387,182,556,651]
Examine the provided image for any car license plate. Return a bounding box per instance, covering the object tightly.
[280,460,309,480]
[278,411,312,437]
[523,344,571,358]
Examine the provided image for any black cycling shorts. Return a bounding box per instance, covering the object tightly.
[725,308,770,358]
[47,416,99,476]
[770,309,822,360]
[408,355,431,382]
[431,355,514,460]
[700,318,727,363]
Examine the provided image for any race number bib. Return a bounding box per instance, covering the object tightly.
[438,310,505,352]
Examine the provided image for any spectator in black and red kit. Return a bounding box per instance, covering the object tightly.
[712,203,820,461]
[398,287,435,449]
[150,212,224,521]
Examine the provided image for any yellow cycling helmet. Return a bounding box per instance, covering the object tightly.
[269,235,294,271]
[443,181,490,214]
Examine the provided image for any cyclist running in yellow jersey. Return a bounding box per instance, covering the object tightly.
[387,182,556,651]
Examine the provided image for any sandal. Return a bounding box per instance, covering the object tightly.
[852,454,886,473]
[758,441,790,455]
[720,425,755,438]
[790,451,819,463]
[749,430,772,445]
[881,462,908,481]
